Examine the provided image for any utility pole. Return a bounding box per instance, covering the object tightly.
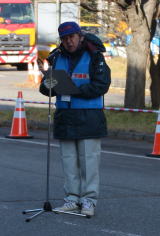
[33,0,38,45]
[56,0,61,27]
[97,0,104,25]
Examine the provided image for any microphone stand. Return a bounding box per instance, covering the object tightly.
[22,67,88,222]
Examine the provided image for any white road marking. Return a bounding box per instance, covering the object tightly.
[101,228,142,236]
[64,221,77,226]
[0,136,59,147]
[0,205,9,210]
[63,220,143,236]
[0,136,159,161]
[101,150,155,160]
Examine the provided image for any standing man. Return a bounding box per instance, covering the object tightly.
[39,21,111,216]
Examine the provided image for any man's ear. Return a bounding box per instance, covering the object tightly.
[80,36,84,42]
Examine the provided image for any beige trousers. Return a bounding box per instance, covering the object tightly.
[59,139,101,206]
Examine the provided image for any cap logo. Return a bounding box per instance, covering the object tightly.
[59,25,73,32]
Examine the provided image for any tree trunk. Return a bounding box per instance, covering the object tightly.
[125,28,150,108]
[149,16,160,109]
[150,54,160,109]
[124,0,157,108]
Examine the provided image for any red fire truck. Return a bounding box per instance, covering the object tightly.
[0,0,37,70]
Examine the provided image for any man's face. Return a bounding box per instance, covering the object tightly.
[61,33,82,53]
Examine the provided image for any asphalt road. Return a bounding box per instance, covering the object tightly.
[0,65,50,110]
[0,127,159,236]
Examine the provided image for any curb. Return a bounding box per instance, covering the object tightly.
[0,121,154,143]
[108,130,154,143]
[27,121,154,142]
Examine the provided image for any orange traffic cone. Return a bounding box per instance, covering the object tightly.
[27,62,34,82]
[43,59,49,71]
[147,112,160,157]
[34,60,42,84]
[6,91,33,139]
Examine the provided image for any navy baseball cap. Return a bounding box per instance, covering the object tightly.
[58,21,81,38]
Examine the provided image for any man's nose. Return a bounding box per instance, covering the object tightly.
[65,36,72,43]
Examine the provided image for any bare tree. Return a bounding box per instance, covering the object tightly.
[115,0,158,108]
[81,0,159,108]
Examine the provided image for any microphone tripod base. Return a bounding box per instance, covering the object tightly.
[22,201,90,222]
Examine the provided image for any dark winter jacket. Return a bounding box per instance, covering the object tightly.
[39,33,111,139]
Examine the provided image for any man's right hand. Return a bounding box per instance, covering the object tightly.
[43,67,58,89]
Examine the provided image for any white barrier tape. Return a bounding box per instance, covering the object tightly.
[104,107,159,113]
[0,98,159,113]
[0,98,53,105]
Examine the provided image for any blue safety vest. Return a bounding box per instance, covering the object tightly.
[55,51,103,109]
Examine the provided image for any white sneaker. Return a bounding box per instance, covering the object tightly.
[54,201,79,212]
[81,199,95,216]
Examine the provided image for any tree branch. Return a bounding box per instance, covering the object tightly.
[116,0,133,9]
[80,1,99,12]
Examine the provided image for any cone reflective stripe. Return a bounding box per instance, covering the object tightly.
[6,91,33,139]
[34,60,42,84]
[147,112,160,157]
[43,59,49,71]
[28,62,34,82]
